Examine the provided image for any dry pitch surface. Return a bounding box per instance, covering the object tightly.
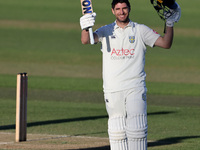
[0,132,110,150]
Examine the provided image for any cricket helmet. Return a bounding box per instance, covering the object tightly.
[150,0,178,20]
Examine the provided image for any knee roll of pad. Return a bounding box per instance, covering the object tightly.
[108,116,128,150]
[126,114,148,150]
[126,114,148,139]
[108,116,126,141]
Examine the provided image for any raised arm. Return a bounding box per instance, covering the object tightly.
[80,13,98,45]
[81,29,99,45]
[153,1,181,49]
[155,26,173,49]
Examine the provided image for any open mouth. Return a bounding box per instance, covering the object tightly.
[119,15,126,20]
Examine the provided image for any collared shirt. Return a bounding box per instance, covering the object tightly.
[95,20,160,93]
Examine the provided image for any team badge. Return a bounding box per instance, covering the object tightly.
[129,36,135,43]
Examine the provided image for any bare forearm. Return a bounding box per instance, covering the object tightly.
[155,26,174,49]
[81,30,90,44]
[81,30,98,45]
[163,26,174,48]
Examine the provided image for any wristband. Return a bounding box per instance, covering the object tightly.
[166,21,174,27]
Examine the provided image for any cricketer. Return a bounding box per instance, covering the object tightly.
[80,0,181,149]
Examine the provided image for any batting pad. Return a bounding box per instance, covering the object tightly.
[128,137,147,150]
[126,114,148,150]
[108,116,128,150]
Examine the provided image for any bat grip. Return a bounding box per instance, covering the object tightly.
[89,27,94,45]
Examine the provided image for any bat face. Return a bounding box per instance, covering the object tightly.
[80,0,95,45]
[81,0,93,15]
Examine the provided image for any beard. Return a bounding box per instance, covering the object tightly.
[116,14,130,24]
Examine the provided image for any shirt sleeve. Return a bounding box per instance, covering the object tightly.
[139,24,160,48]
[94,26,104,43]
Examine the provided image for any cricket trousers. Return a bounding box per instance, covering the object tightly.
[104,87,148,150]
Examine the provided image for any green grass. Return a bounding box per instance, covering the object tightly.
[147,105,200,150]
[0,0,200,149]
[0,98,200,149]
[0,75,200,96]
[0,99,108,136]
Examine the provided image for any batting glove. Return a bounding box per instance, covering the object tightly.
[165,3,181,27]
[80,12,96,30]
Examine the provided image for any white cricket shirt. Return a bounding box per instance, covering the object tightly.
[95,21,160,93]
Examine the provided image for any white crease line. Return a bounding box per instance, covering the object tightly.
[0,141,15,145]
[0,132,109,144]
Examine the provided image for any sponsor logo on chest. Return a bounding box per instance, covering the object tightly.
[110,48,135,60]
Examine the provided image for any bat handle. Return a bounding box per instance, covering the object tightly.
[164,21,166,33]
[89,27,94,45]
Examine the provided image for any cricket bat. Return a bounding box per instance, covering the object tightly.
[81,0,95,45]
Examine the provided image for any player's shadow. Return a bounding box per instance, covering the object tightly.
[0,111,173,130]
[67,146,110,150]
[148,136,200,147]
[68,136,200,150]
[0,111,174,130]
[147,111,175,116]
[0,115,108,130]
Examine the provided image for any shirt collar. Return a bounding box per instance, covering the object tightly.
[114,20,134,30]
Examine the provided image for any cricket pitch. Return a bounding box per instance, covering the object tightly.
[0,132,110,150]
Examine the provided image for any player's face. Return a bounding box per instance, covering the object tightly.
[112,3,130,24]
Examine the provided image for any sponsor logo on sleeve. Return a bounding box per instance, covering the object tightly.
[153,30,159,34]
